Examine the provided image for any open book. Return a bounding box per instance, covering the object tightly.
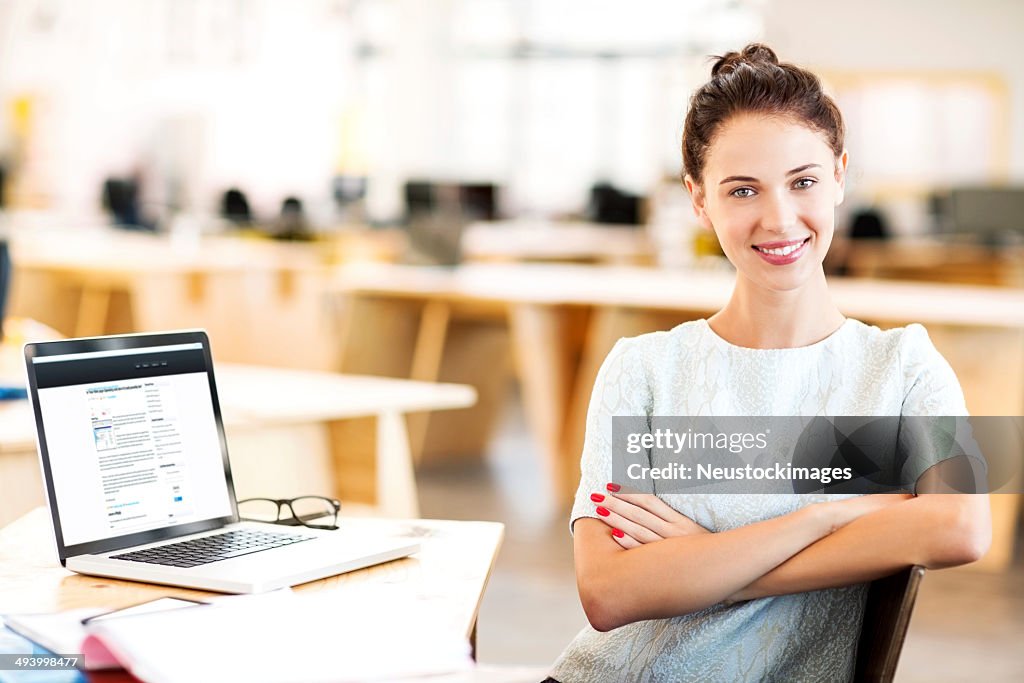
[6,589,473,682]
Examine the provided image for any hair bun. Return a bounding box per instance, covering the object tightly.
[711,43,780,77]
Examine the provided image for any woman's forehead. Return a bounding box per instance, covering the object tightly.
[706,114,835,180]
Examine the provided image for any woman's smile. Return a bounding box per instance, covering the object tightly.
[751,236,812,265]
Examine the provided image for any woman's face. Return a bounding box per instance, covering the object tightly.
[685,114,847,293]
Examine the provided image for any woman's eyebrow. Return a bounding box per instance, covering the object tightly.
[718,163,823,185]
[786,163,822,175]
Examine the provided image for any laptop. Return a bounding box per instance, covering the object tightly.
[23,330,419,594]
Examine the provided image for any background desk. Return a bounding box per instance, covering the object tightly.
[0,360,476,525]
[8,229,339,368]
[0,507,503,669]
[461,220,653,265]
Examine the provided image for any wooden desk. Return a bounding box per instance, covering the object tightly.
[333,262,1024,569]
[842,238,1024,287]
[461,220,654,265]
[7,226,405,371]
[0,361,476,525]
[0,507,503,668]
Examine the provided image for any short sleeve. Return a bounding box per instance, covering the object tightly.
[900,323,968,417]
[569,338,651,534]
[897,324,980,492]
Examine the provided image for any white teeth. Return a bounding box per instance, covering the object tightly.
[756,240,805,257]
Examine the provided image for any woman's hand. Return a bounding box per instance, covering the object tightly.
[591,483,710,549]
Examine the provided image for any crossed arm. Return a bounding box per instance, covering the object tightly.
[574,472,991,632]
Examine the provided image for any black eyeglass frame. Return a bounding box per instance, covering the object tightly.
[237,496,341,530]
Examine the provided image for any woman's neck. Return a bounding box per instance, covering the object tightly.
[707,268,845,349]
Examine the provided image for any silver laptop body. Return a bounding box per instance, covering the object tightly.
[24,330,417,594]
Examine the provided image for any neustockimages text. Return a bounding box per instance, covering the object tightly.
[624,427,853,485]
[626,462,854,484]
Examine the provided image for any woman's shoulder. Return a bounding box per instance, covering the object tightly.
[841,319,964,411]
[841,319,940,363]
[609,320,708,361]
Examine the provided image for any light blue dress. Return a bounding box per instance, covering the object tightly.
[549,319,966,683]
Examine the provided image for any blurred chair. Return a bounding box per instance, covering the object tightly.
[849,208,890,240]
[220,187,253,225]
[853,565,926,683]
[274,196,314,241]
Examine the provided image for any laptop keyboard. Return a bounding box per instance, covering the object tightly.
[110,529,312,568]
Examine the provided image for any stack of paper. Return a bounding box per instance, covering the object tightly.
[81,589,473,682]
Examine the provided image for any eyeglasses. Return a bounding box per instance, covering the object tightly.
[237,496,341,530]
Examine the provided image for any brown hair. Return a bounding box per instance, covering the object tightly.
[682,43,845,185]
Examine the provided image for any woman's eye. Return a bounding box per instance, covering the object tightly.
[794,177,817,189]
[730,187,755,198]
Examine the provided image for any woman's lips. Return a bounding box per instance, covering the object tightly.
[751,237,811,265]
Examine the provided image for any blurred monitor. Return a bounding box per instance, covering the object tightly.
[587,182,642,226]
[459,184,497,221]
[403,180,499,265]
[404,181,436,220]
[0,240,10,340]
[403,180,498,222]
[333,175,367,207]
[941,187,1024,239]
[102,177,154,231]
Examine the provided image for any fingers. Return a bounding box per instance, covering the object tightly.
[617,492,709,536]
[615,491,689,526]
[594,491,676,539]
[594,501,663,544]
[584,508,644,549]
[611,528,641,549]
[599,485,711,537]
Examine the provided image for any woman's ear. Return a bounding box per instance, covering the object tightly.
[683,175,713,230]
[834,150,849,207]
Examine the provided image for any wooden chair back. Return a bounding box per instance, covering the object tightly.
[854,565,926,682]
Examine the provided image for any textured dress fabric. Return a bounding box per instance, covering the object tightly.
[549,318,967,683]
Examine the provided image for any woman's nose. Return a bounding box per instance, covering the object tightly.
[761,193,798,233]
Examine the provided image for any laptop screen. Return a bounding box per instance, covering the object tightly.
[30,338,234,548]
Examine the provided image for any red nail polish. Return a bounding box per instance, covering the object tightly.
[606,483,621,493]
[590,493,605,503]
[596,506,610,517]
[612,528,624,538]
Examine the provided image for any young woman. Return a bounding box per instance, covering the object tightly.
[546,44,991,682]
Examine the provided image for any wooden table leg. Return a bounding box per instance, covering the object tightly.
[408,300,452,464]
[337,294,505,464]
[508,303,588,499]
[328,414,420,518]
[75,285,112,337]
[376,411,420,518]
[469,621,477,661]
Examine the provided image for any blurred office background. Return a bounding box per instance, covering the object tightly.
[0,1,1022,680]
